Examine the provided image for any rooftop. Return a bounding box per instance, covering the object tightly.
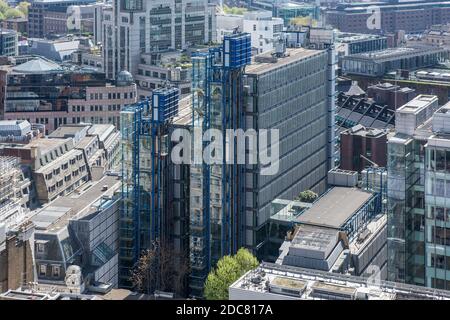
[48,125,87,138]
[25,138,71,155]
[290,224,339,253]
[245,47,323,76]
[397,95,437,114]
[336,32,386,43]
[345,46,446,63]
[12,57,63,74]
[230,262,450,300]
[30,174,121,233]
[342,125,387,138]
[296,187,373,229]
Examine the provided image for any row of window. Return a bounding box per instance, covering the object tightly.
[71,104,123,112]
[39,264,60,278]
[137,69,167,80]
[47,165,86,193]
[89,91,134,100]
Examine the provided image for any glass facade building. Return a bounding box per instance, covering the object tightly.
[386,95,450,289]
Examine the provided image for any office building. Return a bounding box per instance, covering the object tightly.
[274,2,319,26]
[335,32,387,57]
[229,262,450,300]
[389,98,450,290]
[216,11,284,54]
[367,82,417,110]
[30,174,121,290]
[120,89,191,293]
[342,46,448,77]
[28,0,96,38]
[0,30,18,57]
[216,13,244,42]
[340,125,388,172]
[387,95,440,287]
[271,185,386,278]
[1,17,27,36]
[242,11,284,54]
[188,33,336,296]
[136,51,192,99]
[325,1,450,34]
[0,123,120,205]
[0,58,137,133]
[102,0,217,80]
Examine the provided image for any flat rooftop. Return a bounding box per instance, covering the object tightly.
[346,46,446,62]
[31,174,121,232]
[296,187,373,229]
[245,47,323,76]
[290,224,339,253]
[397,95,437,114]
[342,124,386,138]
[230,263,450,300]
[336,32,386,43]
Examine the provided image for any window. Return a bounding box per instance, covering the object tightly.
[37,243,45,253]
[39,264,46,276]
[431,253,446,269]
[52,265,60,277]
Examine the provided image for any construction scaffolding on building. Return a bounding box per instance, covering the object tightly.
[119,88,180,288]
[189,32,251,296]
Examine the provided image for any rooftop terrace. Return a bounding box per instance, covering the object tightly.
[296,187,373,229]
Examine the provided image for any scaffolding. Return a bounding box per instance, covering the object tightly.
[119,88,180,288]
[189,33,251,295]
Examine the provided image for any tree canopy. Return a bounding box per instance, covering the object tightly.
[296,190,318,203]
[16,1,30,16]
[0,1,28,21]
[204,248,259,300]
[5,8,23,19]
[289,16,318,27]
[222,5,247,15]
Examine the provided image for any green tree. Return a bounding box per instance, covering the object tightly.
[204,248,259,300]
[0,11,4,21]
[4,8,23,19]
[0,0,8,14]
[16,2,30,16]
[296,190,318,203]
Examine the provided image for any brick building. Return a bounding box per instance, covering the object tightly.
[325,1,450,34]
[367,82,417,109]
[340,125,388,172]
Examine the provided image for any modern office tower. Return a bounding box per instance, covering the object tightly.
[189,33,252,296]
[189,33,336,296]
[120,88,191,292]
[102,0,217,80]
[387,95,439,287]
[243,43,336,259]
[424,106,450,290]
[28,0,96,38]
[0,30,18,57]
